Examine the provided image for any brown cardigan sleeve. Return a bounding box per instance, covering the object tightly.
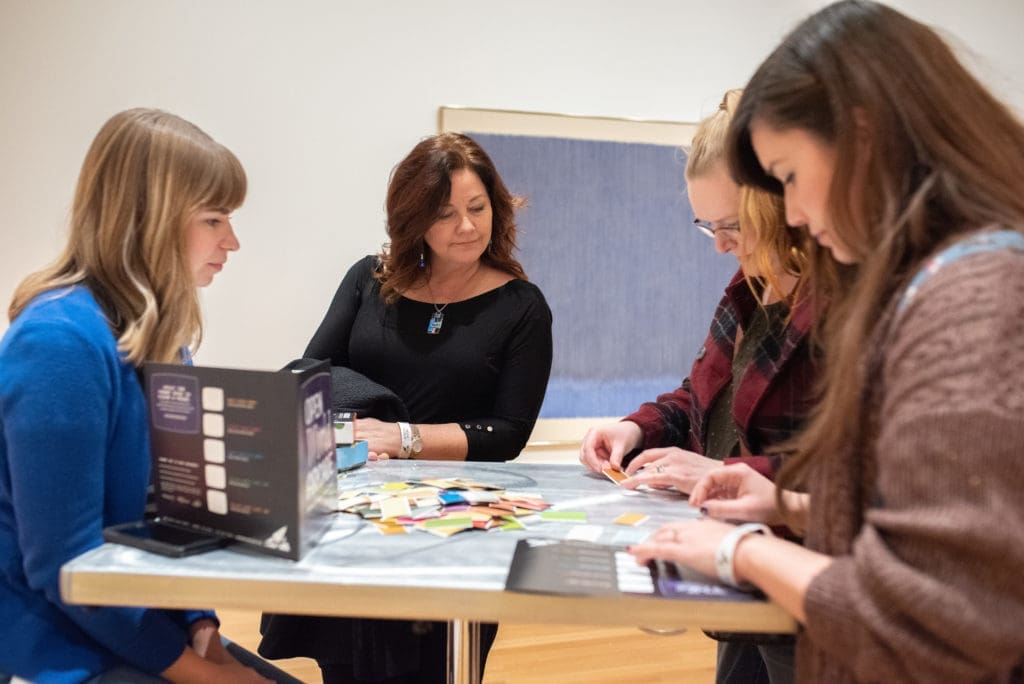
[801,250,1024,682]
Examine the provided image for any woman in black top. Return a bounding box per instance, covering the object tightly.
[305,252,551,461]
[260,132,553,682]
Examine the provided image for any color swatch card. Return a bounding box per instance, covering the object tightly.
[613,512,649,526]
[602,467,629,485]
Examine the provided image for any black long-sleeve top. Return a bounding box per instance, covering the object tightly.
[305,256,553,461]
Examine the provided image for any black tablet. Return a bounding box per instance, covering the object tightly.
[102,519,228,558]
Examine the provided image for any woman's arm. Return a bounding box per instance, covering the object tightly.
[623,379,697,452]
[1,312,197,674]
[685,462,809,532]
[304,257,374,364]
[797,253,1024,681]
[628,518,831,621]
[357,418,469,461]
[459,287,553,461]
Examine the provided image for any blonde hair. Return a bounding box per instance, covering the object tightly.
[685,89,743,180]
[9,108,246,364]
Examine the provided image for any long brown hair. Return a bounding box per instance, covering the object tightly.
[9,108,246,364]
[377,132,527,303]
[727,0,1024,497]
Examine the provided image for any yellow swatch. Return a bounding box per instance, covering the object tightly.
[613,512,649,526]
[603,467,628,485]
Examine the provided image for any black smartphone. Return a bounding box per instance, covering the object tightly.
[102,519,228,558]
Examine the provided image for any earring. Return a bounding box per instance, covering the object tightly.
[418,247,425,269]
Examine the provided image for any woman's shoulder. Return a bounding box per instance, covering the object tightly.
[889,243,1024,371]
[899,228,1024,314]
[492,278,552,321]
[903,233,1024,318]
[333,255,383,298]
[11,286,108,337]
[1,286,116,367]
[349,254,382,279]
[882,245,1024,442]
[500,277,547,300]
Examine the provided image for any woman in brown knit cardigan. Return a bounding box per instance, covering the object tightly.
[629,2,1024,682]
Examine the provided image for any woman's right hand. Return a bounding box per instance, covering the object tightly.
[579,421,642,473]
[688,463,783,525]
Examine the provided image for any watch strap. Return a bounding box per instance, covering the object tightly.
[409,424,423,455]
[397,421,413,459]
[715,522,772,589]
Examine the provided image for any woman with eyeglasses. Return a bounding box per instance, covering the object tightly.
[580,89,836,684]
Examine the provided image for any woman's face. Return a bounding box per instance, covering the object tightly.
[749,121,857,264]
[184,207,240,287]
[424,168,493,272]
[687,161,748,261]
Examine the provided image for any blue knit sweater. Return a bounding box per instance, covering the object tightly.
[0,286,213,683]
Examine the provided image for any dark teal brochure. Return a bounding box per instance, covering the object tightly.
[143,360,336,560]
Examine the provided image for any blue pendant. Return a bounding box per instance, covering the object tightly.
[427,310,444,334]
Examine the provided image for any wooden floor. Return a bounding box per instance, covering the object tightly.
[484,624,717,684]
[218,609,718,683]
[218,609,321,682]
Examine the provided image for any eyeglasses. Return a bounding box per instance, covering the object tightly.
[693,218,741,239]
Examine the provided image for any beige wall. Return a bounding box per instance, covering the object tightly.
[1,0,1022,369]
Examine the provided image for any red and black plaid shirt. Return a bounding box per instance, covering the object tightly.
[626,269,819,479]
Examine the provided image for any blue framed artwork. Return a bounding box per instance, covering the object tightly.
[440,108,737,419]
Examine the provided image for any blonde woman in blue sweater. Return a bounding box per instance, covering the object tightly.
[0,109,271,683]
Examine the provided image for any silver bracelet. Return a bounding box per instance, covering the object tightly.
[715,523,772,589]
[397,421,413,459]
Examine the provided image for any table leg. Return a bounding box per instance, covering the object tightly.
[447,619,481,684]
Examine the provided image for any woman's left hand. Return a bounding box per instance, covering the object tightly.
[627,518,736,579]
[357,418,402,459]
[620,447,720,495]
[190,619,234,665]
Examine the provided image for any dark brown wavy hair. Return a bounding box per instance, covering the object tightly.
[726,0,1024,507]
[376,132,527,303]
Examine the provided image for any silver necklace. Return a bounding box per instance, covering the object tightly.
[425,282,450,335]
[426,300,449,335]
[424,268,481,335]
